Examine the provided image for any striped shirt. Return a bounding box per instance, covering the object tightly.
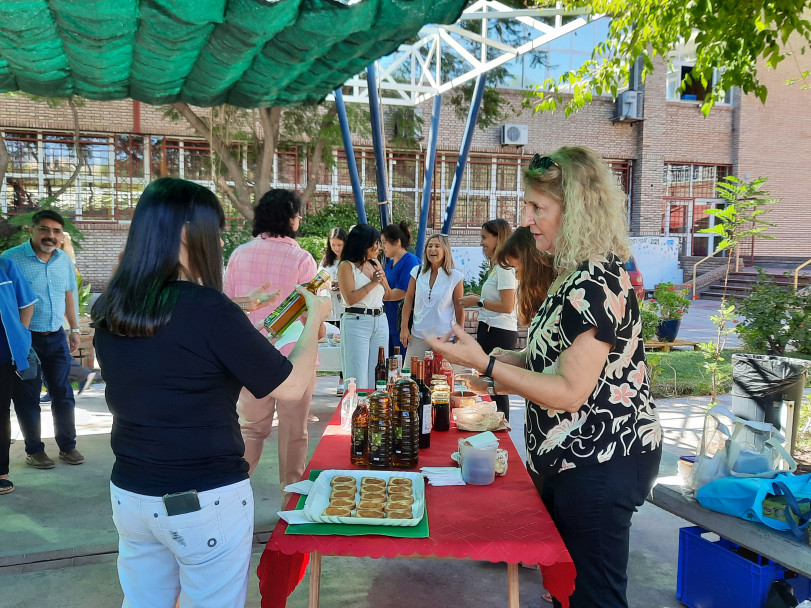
[2,241,77,332]
[224,235,317,356]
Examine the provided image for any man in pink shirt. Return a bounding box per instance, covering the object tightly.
[224,189,321,502]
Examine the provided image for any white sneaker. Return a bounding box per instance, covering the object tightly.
[78,371,96,395]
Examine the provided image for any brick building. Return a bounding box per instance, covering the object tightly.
[0,42,808,290]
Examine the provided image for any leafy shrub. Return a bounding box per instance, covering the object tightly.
[735,268,811,356]
[651,282,691,321]
[639,300,658,342]
[297,236,327,265]
[463,261,491,296]
[222,218,253,264]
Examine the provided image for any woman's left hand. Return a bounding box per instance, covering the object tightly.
[456,373,489,395]
[425,322,490,372]
[458,293,480,308]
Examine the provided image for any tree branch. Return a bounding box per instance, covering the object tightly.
[52,98,85,200]
[172,101,254,220]
[255,106,282,201]
[300,105,338,211]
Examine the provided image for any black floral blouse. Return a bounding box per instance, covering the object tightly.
[524,254,662,476]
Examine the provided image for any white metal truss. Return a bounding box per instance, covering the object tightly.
[334,0,600,106]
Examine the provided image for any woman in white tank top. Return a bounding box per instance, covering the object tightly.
[337,224,391,388]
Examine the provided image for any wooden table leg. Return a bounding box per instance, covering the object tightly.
[308,551,322,608]
[507,562,519,608]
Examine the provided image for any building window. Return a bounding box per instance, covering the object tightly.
[666,35,732,104]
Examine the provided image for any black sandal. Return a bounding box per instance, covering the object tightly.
[0,479,14,495]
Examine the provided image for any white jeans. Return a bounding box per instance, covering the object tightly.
[110,479,254,608]
[340,312,388,389]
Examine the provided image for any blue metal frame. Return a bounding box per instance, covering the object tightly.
[366,64,390,228]
[416,94,442,260]
[334,87,367,224]
[441,73,487,234]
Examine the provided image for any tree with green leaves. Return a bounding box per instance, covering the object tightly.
[527,0,811,116]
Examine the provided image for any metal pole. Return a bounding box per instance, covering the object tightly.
[416,94,442,260]
[334,87,367,224]
[366,64,390,227]
[442,73,487,234]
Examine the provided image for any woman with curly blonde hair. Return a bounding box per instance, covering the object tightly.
[428,146,662,608]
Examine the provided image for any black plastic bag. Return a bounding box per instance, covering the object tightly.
[765,579,799,608]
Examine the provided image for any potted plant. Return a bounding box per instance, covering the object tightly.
[652,282,691,342]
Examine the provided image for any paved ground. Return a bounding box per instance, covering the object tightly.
[0,299,779,607]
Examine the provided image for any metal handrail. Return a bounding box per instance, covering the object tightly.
[794,258,811,290]
[692,251,720,299]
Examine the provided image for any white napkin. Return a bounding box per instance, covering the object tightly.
[277,510,318,525]
[283,479,314,495]
[462,431,499,449]
[420,466,466,486]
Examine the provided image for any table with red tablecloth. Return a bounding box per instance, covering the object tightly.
[257,402,576,608]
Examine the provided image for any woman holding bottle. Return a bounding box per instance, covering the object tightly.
[400,234,464,365]
[338,224,392,388]
[380,221,420,356]
[458,219,517,420]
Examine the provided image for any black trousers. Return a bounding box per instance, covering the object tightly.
[529,447,662,608]
[476,323,517,421]
[1,361,15,476]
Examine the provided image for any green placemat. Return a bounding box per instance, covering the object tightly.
[284,470,430,538]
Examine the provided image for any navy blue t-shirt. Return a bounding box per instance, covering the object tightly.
[95,281,293,496]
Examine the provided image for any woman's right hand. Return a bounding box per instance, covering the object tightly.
[298,286,332,324]
[489,347,527,368]
[400,327,411,347]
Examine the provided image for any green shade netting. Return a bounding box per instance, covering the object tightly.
[0,0,467,108]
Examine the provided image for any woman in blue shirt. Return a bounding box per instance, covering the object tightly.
[1,257,37,495]
[380,221,420,356]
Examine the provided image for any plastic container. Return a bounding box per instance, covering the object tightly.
[677,526,811,608]
[460,443,496,485]
[340,377,356,431]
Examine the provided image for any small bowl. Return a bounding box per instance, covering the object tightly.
[450,391,477,408]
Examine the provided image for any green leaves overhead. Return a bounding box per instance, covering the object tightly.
[526,0,811,115]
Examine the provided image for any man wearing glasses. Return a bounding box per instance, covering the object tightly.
[2,209,84,469]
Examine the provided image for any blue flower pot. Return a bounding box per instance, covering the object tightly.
[656,319,681,342]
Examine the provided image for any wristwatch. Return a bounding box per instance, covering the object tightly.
[477,299,484,308]
[486,379,498,397]
[69,328,81,334]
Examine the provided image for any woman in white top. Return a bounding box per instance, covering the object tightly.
[338,224,391,388]
[458,219,517,420]
[400,234,464,365]
[318,227,348,327]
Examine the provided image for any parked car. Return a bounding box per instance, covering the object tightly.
[625,255,645,302]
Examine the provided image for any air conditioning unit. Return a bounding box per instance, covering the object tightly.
[500,123,529,146]
[615,90,644,121]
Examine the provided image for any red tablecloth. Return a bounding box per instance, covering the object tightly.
[257,403,575,607]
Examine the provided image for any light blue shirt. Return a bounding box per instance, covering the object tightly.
[1,240,78,332]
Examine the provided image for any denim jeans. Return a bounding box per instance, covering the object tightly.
[530,447,662,608]
[11,328,76,454]
[1,361,15,475]
[111,479,254,608]
[340,312,388,389]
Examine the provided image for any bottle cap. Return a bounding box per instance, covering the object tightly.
[402,368,410,374]
[358,392,368,396]
[376,380,387,387]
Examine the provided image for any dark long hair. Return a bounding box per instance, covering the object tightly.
[342,224,380,265]
[92,178,225,337]
[496,227,555,325]
[321,227,348,267]
[380,220,412,250]
[252,189,302,238]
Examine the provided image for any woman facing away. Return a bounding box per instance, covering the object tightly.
[458,219,517,420]
[427,147,662,608]
[380,221,420,356]
[338,224,392,388]
[400,233,464,365]
[92,177,330,607]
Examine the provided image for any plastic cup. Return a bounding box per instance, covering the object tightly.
[460,443,496,485]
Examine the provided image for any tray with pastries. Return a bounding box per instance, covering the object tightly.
[302,470,425,526]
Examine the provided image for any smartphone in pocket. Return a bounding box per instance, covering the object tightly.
[162,490,200,516]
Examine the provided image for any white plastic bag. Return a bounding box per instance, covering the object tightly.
[454,401,510,432]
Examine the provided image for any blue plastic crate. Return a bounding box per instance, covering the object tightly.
[677,526,810,608]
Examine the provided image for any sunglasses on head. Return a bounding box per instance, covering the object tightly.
[528,154,560,171]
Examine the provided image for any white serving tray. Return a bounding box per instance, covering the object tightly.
[303,469,425,527]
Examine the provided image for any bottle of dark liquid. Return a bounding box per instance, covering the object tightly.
[393,346,402,375]
[410,356,419,380]
[350,392,369,467]
[367,381,392,469]
[374,346,387,384]
[432,384,451,432]
[415,361,432,449]
[392,369,420,469]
